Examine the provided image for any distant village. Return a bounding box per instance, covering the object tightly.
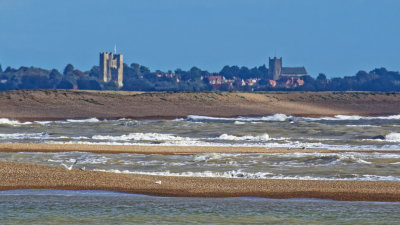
[0,51,400,92]
[100,51,308,90]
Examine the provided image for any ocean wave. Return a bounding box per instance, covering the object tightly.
[93,169,273,179]
[0,118,32,126]
[92,133,196,142]
[187,114,400,123]
[92,168,400,181]
[0,133,90,141]
[345,125,381,127]
[305,114,400,121]
[43,139,400,151]
[385,132,400,142]
[187,114,292,122]
[65,118,100,123]
[260,114,290,121]
[218,133,270,141]
[0,133,44,139]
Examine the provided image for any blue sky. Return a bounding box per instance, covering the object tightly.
[0,0,399,77]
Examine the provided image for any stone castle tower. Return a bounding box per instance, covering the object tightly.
[268,57,282,80]
[100,52,123,88]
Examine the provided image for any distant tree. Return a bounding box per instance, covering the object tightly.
[189,67,202,79]
[4,66,16,73]
[56,79,74,89]
[130,63,140,71]
[77,78,101,90]
[49,69,62,87]
[89,66,101,78]
[316,73,327,81]
[220,65,240,79]
[73,70,86,77]
[239,66,250,79]
[316,73,328,91]
[63,64,74,75]
[19,75,52,89]
[258,65,268,78]
[0,64,2,73]
[140,65,150,74]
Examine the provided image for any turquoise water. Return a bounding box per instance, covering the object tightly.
[0,190,399,225]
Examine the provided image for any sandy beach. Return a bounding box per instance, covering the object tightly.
[1,90,400,120]
[1,161,399,202]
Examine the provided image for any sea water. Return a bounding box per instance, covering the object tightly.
[1,114,400,223]
[0,114,400,150]
[0,190,399,225]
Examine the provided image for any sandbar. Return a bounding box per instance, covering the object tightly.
[0,143,399,154]
[0,161,399,202]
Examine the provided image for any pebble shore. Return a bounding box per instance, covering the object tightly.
[1,161,400,202]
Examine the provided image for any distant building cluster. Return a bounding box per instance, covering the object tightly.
[100,52,123,87]
[204,57,308,90]
[98,52,307,90]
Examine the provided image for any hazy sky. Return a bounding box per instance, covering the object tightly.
[0,0,399,77]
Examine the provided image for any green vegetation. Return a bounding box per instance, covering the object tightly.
[1,62,400,92]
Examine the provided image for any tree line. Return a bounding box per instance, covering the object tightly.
[0,63,400,92]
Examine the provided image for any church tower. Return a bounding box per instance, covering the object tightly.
[268,57,282,80]
[100,52,123,88]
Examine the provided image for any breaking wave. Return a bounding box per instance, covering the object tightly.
[218,133,270,141]
[187,114,400,122]
[65,118,100,123]
[385,133,400,142]
[0,118,32,126]
[187,114,291,122]
[93,169,400,181]
[92,133,195,142]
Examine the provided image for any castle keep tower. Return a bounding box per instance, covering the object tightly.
[100,52,123,88]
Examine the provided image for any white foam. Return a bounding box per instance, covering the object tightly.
[92,169,400,181]
[66,118,100,123]
[260,114,290,121]
[306,114,400,121]
[385,133,400,142]
[44,139,400,151]
[218,133,270,141]
[188,114,400,122]
[92,133,196,142]
[187,114,291,122]
[94,169,273,179]
[345,125,381,127]
[0,133,43,139]
[0,118,32,126]
[34,121,53,125]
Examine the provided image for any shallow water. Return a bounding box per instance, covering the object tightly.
[0,190,399,225]
[1,151,399,181]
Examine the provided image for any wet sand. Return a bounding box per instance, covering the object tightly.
[1,161,399,202]
[1,90,400,120]
[0,143,399,154]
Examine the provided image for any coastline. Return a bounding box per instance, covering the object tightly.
[1,161,399,202]
[1,90,400,120]
[1,143,399,154]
